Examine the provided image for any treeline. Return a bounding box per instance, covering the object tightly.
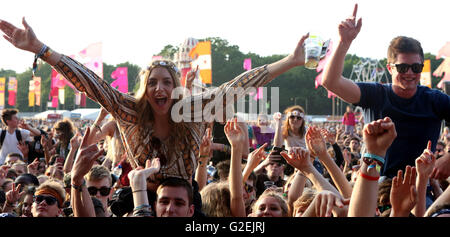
[0,37,445,115]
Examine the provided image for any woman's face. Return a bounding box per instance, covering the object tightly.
[254,196,284,217]
[288,110,303,131]
[146,67,175,117]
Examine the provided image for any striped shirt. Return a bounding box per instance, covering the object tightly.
[54,55,272,182]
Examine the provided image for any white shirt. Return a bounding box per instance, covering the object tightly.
[0,129,31,165]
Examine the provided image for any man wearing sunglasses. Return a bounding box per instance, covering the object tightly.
[31,180,65,217]
[86,165,113,217]
[322,4,450,180]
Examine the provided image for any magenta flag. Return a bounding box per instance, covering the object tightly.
[243,58,252,71]
[110,67,128,93]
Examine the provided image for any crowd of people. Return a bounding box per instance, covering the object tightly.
[0,4,449,218]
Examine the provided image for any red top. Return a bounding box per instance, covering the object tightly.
[343,112,356,126]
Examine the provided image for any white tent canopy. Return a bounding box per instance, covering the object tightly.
[33,108,111,121]
[33,110,71,119]
[70,108,103,120]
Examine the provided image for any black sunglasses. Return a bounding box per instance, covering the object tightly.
[289,116,302,120]
[87,186,111,196]
[390,63,424,74]
[34,195,58,206]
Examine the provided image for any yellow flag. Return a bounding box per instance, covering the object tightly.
[29,92,35,107]
[420,59,432,88]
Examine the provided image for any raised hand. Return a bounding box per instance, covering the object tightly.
[18,119,28,129]
[17,141,29,158]
[287,33,310,67]
[200,128,212,156]
[415,141,436,178]
[363,117,397,157]
[322,128,336,145]
[0,17,43,53]
[280,147,312,171]
[128,158,161,191]
[5,183,25,206]
[71,127,104,183]
[224,118,246,148]
[338,4,363,45]
[273,112,282,123]
[185,65,199,88]
[306,126,327,156]
[27,158,40,176]
[390,166,418,217]
[313,190,349,217]
[246,143,268,170]
[70,132,82,151]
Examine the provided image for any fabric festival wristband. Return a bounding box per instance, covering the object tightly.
[363,153,385,165]
[360,172,379,181]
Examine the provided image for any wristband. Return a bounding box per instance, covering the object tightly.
[360,172,379,181]
[363,153,385,165]
[32,44,48,76]
[71,180,86,192]
[40,47,54,61]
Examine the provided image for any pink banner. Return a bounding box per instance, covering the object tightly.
[111,67,128,93]
[243,58,252,71]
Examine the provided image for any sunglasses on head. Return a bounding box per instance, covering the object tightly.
[87,186,111,196]
[148,60,181,77]
[390,63,424,74]
[34,195,58,206]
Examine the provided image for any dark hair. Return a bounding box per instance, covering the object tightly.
[54,119,75,147]
[1,109,18,126]
[387,36,424,64]
[216,160,231,181]
[157,177,194,205]
[14,174,40,187]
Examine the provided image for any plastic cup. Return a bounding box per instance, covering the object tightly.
[304,35,323,69]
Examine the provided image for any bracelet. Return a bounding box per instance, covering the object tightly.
[71,180,86,192]
[32,44,48,76]
[40,47,53,61]
[134,204,151,211]
[223,145,231,154]
[132,190,147,194]
[363,153,385,165]
[133,209,153,217]
[360,172,380,181]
